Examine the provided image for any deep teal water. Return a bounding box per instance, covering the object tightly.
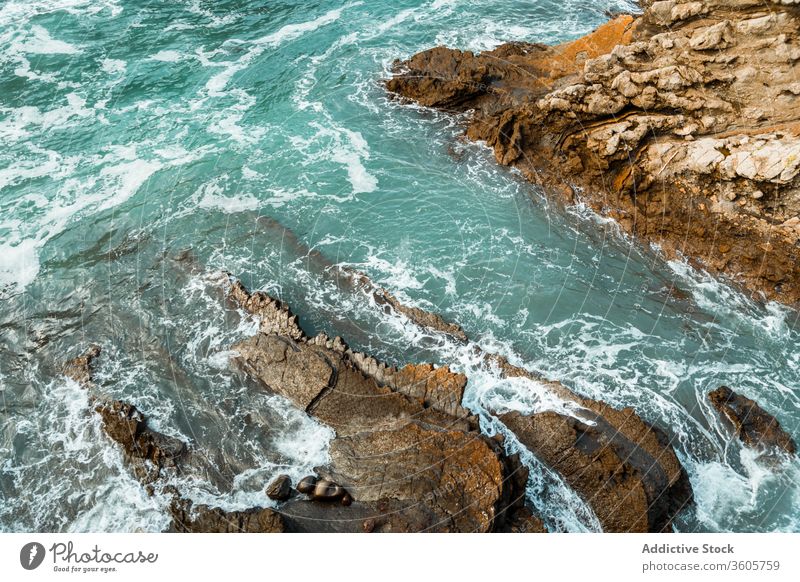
[1,0,798,532]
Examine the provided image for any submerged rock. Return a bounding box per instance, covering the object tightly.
[388,0,800,305]
[708,386,796,455]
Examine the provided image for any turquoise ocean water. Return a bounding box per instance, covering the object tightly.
[1,0,798,532]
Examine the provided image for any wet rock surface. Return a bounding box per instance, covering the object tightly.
[709,386,797,455]
[63,344,102,385]
[228,277,692,532]
[387,0,800,305]
[229,279,524,532]
[480,353,692,532]
[266,475,294,501]
[170,496,286,533]
[65,275,694,533]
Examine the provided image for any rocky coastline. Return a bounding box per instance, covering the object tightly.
[64,265,797,532]
[386,0,800,305]
[65,272,704,533]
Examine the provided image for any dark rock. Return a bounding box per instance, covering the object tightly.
[93,399,186,483]
[708,386,796,455]
[266,475,293,501]
[170,497,285,533]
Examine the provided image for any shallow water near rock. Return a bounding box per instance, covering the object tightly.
[1,0,798,532]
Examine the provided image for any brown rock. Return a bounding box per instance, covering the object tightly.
[266,475,293,501]
[94,399,186,483]
[708,386,796,455]
[500,408,692,533]
[228,281,530,532]
[170,497,285,533]
[388,0,800,306]
[482,353,692,532]
[63,345,101,385]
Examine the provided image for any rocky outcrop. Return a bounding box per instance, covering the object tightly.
[66,275,693,533]
[388,0,800,305]
[228,278,525,532]
[93,399,187,484]
[228,276,692,532]
[64,346,187,484]
[63,344,101,385]
[170,496,286,533]
[342,269,468,341]
[481,354,692,532]
[709,386,797,455]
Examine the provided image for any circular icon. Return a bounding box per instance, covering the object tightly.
[20,542,46,570]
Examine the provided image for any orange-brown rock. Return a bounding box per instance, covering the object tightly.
[388,0,800,305]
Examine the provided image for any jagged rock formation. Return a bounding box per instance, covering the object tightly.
[709,385,797,455]
[387,0,800,305]
[480,353,693,532]
[63,344,101,385]
[63,275,693,533]
[227,276,691,532]
[229,278,528,532]
[63,346,187,484]
[340,269,468,341]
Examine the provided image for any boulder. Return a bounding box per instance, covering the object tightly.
[266,475,294,501]
[708,386,796,455]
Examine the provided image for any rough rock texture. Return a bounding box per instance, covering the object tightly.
[69,275,693,533]
[170,497,286,533]
[93,399,187,483]
[228,277,692,532]
[708,385,797,454]
[229,279,526,532]
[481,353,693,532]
[63,346,187,484]
[63,345,102,385]
[388,0,800,305]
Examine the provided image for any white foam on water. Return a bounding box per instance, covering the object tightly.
[19,25,81,55]
[0,140,209,294]
[292,120,378,194]
[359,254,424,291]
[0,94,94,143]
[100,58,126,74]
[149,50,182,62]
[193,176,260,214]
[0,374,169,532]
[0,238,40,292]
[203,6,349,96]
